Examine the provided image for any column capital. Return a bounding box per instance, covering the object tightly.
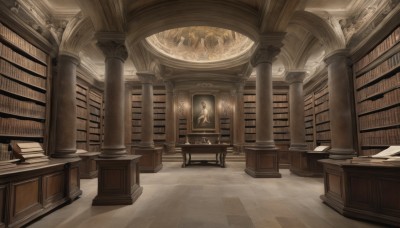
[58,51,80,66]
[96,32,128,62]
[284,71,306,84]
[251,33,285,66]
[324,49,349,65]
[137,72,156,84]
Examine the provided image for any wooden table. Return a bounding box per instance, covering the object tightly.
[319,159,400,227]
[180,144,229,168]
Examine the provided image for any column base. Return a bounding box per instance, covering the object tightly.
[52,149,79,158]
[78,152,100,179]
[164,142,176,154]
[329,148,356,160]
[100,146,127,158]
[244,146,281,178]
[93,155,143,206]
[290,150,329,177]
[133,147,163,173]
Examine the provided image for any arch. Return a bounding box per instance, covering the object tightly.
[289,11,345,53]
[59,13,95,55]
[126,1,260,46]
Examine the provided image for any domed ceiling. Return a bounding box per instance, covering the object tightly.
[145,26,254,63]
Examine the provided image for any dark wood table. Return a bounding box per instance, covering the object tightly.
[180,144,229,168]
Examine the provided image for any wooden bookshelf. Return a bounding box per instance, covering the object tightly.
[0,22,49,157]
[219,117,231,144]
[243,92,256,143]
[131,90,142,145]
[273,92,290,143]
[354,26,400,156]
[177,118,187,144]
[88,89,103,152]
[76,83,88,150]
[153,89,166,146]
[304,94,315,150]
[314,85,331,147]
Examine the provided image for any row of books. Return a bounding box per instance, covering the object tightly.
[178,130,187,135]
[274,107,288,113]
[77,142,87,150]
[154,109,165,114]
[274,134,290,140]
[273,103,288,108]
[316,122,330,132]
[76,93,86,102]
[89,91,102,104]
[77,131,87,141]
[154,134,166,140]
[305,128,313,135]
[314,93,329,106]
[154,103,166,108]
[89,128,101,134]
[154,127,165,133]
[0,94,45,118]
[354,26,400,72]
[0,76,46,102]
[273,95,288,102]
[0,59,46,89]
[245,134,256,141]
[76,85,87,95]
[360,128,400,145]
[89,144,101,152]
[315,101,329,114]
[314,86,329,99]
[153,96,166,102]
[357,72,400,101]
[356,52,400,89]
[132,95,141,101]
[76,118,87,130]
[132,120,142,126]
[304,109,313,117]
[244,113,256,119]
[244,95,256,102]
[132,113,141,119]
[315,111,330,124]
[220,123,230,129]
[274,120,289,126]
[245,128,256,133]
[132,127,142,133]
[316,131,331,141]
[273,113,288,119]
[89,99,101,108]
[245,120,256,125]
[90,121,100,128]
[221,130,230,135]
[305,121,313,128]
[89,106,101,116]
[274,126,289,132]
[304,102,313,111]
[77,106,88,119]
[359,148,383,156]
[89,115,101,122]
[76,99,86,108]
[0,23,47,63]
[244,107,256,113]
[154,120,165,125]
[359,106,400,131]
[1,43,47,76]
[306,135,314,141]
[244,102,255,108]
[0,117,43,136]
[357,88,399,114]
[305,115,313,122]
[90,135,100,141]
[132,101,141,107]
[132,107,141,113]
[0,143,12,161]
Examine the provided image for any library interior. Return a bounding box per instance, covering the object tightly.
[0,0,399,227]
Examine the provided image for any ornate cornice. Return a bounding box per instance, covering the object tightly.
[97,40,128,62]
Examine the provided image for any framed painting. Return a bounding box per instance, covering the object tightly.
[192,94,215,131]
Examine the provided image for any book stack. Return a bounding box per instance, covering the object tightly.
[11,141,49,164]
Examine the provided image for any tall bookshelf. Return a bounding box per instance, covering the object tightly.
[353,26,400,156]
[304,94,314,149]
[243,92,256,143]
[131,90,142,146]
[313,85,331,146]
[153,89,166,146]
[273,92,290,143]
[219,117,231,144]
[177,118,187,144]
[0,22,49,158]
[76,83,88,150]
[88,90,103,152]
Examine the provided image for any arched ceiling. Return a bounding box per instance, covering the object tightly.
[20,0,398,87]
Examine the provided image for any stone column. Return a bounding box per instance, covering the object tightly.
[285,71,307,151]
[93,33,143,206]
[97,37,128,158]
[53,53,80,158]
[164,81,176,154]
[324,49,356,159]
[137,72,156,148]
[245,33,284,178]
[233,82,245,154]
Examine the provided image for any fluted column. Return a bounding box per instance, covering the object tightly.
[97,35,128,158]
[285,71,307,151]
[137,72,156,148]
[324,49,356,159]
[233,82,245,153]
[53,53,80,158]
[164,81,176,153]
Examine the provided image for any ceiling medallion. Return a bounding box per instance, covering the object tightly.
[146,26,254,63]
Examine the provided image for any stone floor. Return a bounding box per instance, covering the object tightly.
[28,162,384,228]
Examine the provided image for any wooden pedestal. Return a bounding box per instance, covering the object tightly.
[245,147,281,178]
[320,159,400,227]
[276,144,291,169]
[133,147,163,173]
[0,158,81,228]
[93,155,143,206]
[78,152,100,179]
[290,150,329,177]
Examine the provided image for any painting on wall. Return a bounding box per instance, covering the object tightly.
[192,94,215,131]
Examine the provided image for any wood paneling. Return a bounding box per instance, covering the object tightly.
[43,172,64,205]
[13,178,40,218]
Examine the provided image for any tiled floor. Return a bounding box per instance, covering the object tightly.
[28,162,384,228]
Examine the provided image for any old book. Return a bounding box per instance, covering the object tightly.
[371,146,400,158]
[10,141,49,163]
